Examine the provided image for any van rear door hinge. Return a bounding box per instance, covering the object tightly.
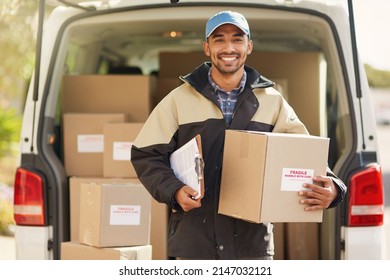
[47,239,54,251]
[340,240,345,251]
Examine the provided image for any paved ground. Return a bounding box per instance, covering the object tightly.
[0,235,15,260]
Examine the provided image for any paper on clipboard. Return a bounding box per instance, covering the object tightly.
[169,134,204,199]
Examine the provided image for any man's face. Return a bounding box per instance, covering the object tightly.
[203,24,253,76]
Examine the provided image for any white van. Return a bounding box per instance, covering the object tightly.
[13,0,386,260]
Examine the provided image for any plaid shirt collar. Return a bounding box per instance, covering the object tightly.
[207,67,247,95]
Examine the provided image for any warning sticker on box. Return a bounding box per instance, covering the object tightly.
[77,134,104,153]
[110,205,141,225]
[281,168,314,191]
[113,142,133,161]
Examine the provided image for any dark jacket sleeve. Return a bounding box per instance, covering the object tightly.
[131,143,184,209]
[326,167,347,208]
[130,94,185,209]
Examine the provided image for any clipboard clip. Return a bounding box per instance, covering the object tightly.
[194,152,204,180]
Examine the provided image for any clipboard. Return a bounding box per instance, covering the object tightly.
[169,134,205,199]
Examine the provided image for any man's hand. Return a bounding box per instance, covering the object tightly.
[174,186,201,212]
[298,176,338,211]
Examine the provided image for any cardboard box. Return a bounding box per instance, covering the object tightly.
[63,113,128,177]
[79,182,151,247]
[154,78,183,107]
[62,75,156,122]
[149,197,169,260]
[245,52,327,136]
[103,122,144,178]
[61,241,152,260]
[69,177,169,259]
[159,52,208,78]
[218,130,329,223]
[69,177,132,242]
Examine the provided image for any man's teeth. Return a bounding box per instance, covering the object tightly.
[222,57,236,61]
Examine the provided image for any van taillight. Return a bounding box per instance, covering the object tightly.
[13,167,46,226]
[348,164,384,227]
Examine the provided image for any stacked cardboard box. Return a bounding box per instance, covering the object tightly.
[68,177,168,260]
[62,75,156,122]
[103,122,144,178]
[61,180,152,260]
[61,242,152,260]
[62,74,156,177]
[154,52,206,107]
[62,113,129,177]
[78,182,151,247]
[61,74,169,260]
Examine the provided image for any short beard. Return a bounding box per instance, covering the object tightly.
[214,60,245,75]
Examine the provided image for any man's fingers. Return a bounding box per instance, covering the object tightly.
[298,176,336,210]
[174,186,201,212]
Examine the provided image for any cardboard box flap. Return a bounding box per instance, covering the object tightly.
[218,131,268,223]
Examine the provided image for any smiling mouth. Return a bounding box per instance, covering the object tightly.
[219,55,240,66]
[220,55,238,62]
[221,56,237,61]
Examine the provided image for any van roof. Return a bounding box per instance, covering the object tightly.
[46,0,348,11]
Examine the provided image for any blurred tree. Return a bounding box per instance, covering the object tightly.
[0,0,38,112]
[0,108,21,157]
[1,1,37,186]
[365,64,390,88]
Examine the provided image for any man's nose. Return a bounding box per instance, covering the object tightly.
[222,41,236,52]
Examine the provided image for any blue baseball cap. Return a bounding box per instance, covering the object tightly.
[205,11,250,40]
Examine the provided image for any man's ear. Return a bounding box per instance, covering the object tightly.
[203,41,210,56]
[247,39,253,55]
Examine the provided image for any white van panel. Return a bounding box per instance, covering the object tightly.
[14,226,53,260]
[342,226,387,259]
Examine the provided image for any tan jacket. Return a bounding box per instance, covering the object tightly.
[131,62,344,259]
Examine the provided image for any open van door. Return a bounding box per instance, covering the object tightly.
[13,0,111,260]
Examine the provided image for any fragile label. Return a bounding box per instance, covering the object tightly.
[113,142,133,161]
[281,168,314,191]
[77,134,104,153]
[110,205,141,225]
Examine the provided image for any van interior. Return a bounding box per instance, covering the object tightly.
[51,5,351,259]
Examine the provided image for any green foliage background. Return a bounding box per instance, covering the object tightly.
[0,109,21,157]
[0,198,14,236]
[1,1,37,102]
[365,64,390,88]
[0,1,37,186]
